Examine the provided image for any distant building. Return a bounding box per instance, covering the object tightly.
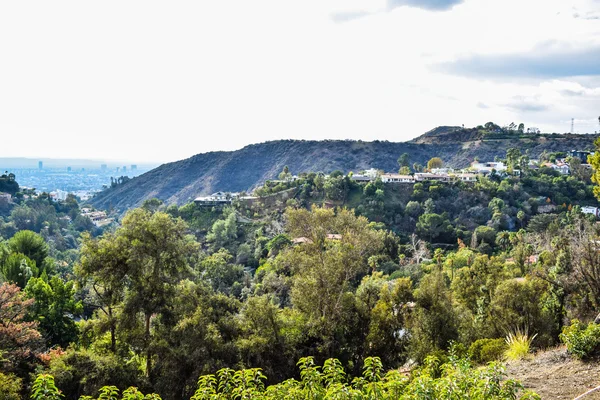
[582,206,600,218]
[470,161,507,174]
[364,168,380,179]
[350,174,372,182]
[38,161,43,170]
[570,150,592,164]
[194,192,233,206]
[381,174,415,183]
[453,173,479,182]
[101,164,107,172]
[414,173,452,182]
[131,165,137,171]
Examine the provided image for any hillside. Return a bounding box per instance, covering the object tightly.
[91,133,599,211]
[506,347,600,399]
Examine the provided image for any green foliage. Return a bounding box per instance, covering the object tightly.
[560,320,600,359]
[45,348,145,399]
[24,276,83,348]
[0,252,38,288]
[469,338,507,364]
[8,230,49,269]
[190,355,537,399]
[416,213,455,244]
[0,371,22,400]
[31,374,63,400]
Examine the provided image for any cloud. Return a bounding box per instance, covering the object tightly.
[387,0,463,11]
[436,42,600,79]
[329,11,371,23]
[504,96,550,112]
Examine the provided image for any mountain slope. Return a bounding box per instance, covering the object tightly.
[91,134,598,211]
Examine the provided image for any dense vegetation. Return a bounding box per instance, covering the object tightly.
[4,143,600,398]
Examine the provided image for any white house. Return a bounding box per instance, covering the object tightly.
[582,206,600,218]
[453,173,479,182]
[414,173,451,182]
[194,192,232,206]
[470,161,507,174]
[350,174,372,182]
[381,174,415,183]
[364,168,380,179]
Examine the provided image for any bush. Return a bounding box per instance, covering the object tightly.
[560,320,600,359]
[469,338,507,364]
[0,372,22,400]
[504,329,536,361]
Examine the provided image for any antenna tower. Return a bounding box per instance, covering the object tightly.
[571,118,574,134]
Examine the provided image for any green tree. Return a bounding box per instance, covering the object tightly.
[427,157,443,171]
[280,206,385,357]
[206,212,237,250]
[0,252,38,288]
[397,153,410,172]
[416,213,455,244]
[25,276,83,348]
[76,232,128,353]
[506,148,522,174]
[117,209,199,376]
[8,230,48,272]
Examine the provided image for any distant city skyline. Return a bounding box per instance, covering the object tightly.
[1,0,599,163]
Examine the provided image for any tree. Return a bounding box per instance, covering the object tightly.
[397,153,410,173]
[518,123,525,133]
[398,166,411,175]
[280,206,385,356]
[25,276,83,348]
[77,232,129,353]
[427,157,443,171]
[0,283,42,372]
[506,148,522,173]
[0,252,38,288]
[416,213,455,244]
[409,270,458,361]
[278,166,292,182]
[200,249,245,296]
[117,209,198,377]
[206,211,237,249]
[8,230,48,272]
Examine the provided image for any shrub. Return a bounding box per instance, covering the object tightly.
[0,372,22,400]
[505,329,536,361]
[469,338,507,364]
[560,320,600,359]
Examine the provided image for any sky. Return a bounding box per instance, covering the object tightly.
[1,0,599,163]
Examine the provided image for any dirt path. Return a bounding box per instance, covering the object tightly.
[505,347,600,399]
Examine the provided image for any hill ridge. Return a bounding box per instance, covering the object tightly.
[90,134,599,212]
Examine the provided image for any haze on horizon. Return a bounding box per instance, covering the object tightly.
[1,0,599,164]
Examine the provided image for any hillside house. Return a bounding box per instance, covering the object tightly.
[570,150,593,164]
[582,206,600,218]
[351,174,372,182]
[364,168,380,179]
[414,173,451,182]
[453,173,479,182]
[470,161,507,174]
[381,174,415,183]
[194,192,233,206]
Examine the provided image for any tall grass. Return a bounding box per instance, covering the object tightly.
[504,328,537,361]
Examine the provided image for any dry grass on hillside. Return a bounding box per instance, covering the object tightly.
[506,346,600,399]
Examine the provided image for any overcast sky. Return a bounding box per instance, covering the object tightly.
[1,0,599,163]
